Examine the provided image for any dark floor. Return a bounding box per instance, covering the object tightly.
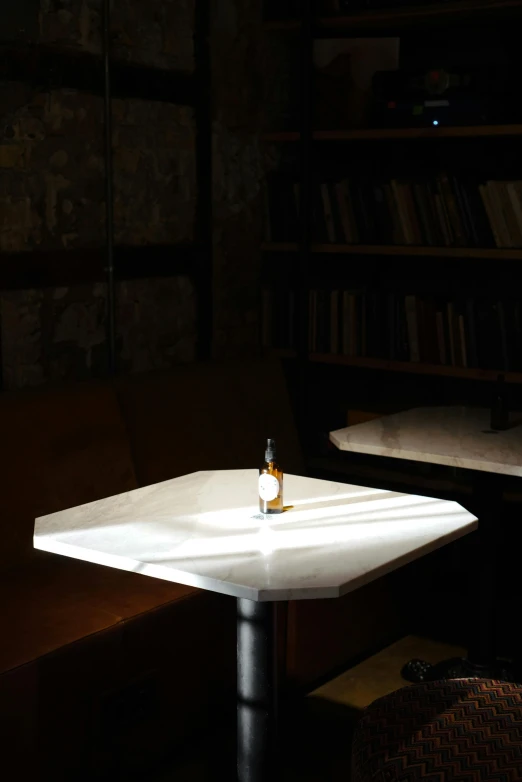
[149,636,464,782]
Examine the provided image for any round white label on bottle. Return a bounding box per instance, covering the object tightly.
[259,473,279,502]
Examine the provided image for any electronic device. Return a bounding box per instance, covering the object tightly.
[371,65,522,127]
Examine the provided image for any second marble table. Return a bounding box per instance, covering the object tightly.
[331,405,522,680]
[34,469,476,782]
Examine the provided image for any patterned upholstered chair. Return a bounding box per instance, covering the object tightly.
[352,678,522,781]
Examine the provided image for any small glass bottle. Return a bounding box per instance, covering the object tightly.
[259,438,283,514]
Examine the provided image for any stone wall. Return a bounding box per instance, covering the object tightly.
[1,0,294,389]
[37,0,195,71]
[0,0,197,390]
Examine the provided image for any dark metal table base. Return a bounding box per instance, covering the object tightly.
[237,598,279,782]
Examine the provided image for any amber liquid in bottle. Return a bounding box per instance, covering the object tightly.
[259,438,283,514]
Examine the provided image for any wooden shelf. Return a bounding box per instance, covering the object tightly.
[260,350,522,383]
[262,243,522,260]
[313,244,522,259]
[263,1,522,34]
[317,0,522,31]
[264,125,522,143]
[309,354,522,384]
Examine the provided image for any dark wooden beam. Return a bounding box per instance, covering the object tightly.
[0,244,205,290]
[0,45,196,105]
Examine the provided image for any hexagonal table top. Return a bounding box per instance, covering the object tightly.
[34,469,476,601]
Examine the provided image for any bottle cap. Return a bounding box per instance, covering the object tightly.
[265,438,277,462]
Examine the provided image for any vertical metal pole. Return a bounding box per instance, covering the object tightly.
[194,0,213,360]
[103,0,116,376]
[237,598,278,782]
[296,1,315,455]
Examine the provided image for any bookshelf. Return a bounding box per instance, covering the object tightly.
[262,0,522,456]
[262,244,522,261]
[309,354,522,385]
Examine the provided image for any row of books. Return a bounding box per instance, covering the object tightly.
[312,290,522,370]
[262,288,522,372]
[265,175,522,248]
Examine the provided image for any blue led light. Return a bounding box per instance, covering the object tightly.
[433,120,439,126]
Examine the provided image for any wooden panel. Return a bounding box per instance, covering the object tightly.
[0,555,120,675]
[113,592,235,776]
[264,125,522,142]
[0,380,137,565]
[287,572,406,689]
[0,550,203,676]
[117,357,304,487]
[38,623,125,781]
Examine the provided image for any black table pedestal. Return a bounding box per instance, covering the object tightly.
[402,471,518,684]
[237,598,279,782]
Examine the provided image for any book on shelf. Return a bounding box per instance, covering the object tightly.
[264,172,522,248]
[303,288,522,373]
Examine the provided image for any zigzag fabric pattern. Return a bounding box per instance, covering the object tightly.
[352,678,522,781]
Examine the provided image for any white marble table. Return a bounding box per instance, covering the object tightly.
[330,406,522,478]
[330,406,522,682]
[34,469,476,782]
